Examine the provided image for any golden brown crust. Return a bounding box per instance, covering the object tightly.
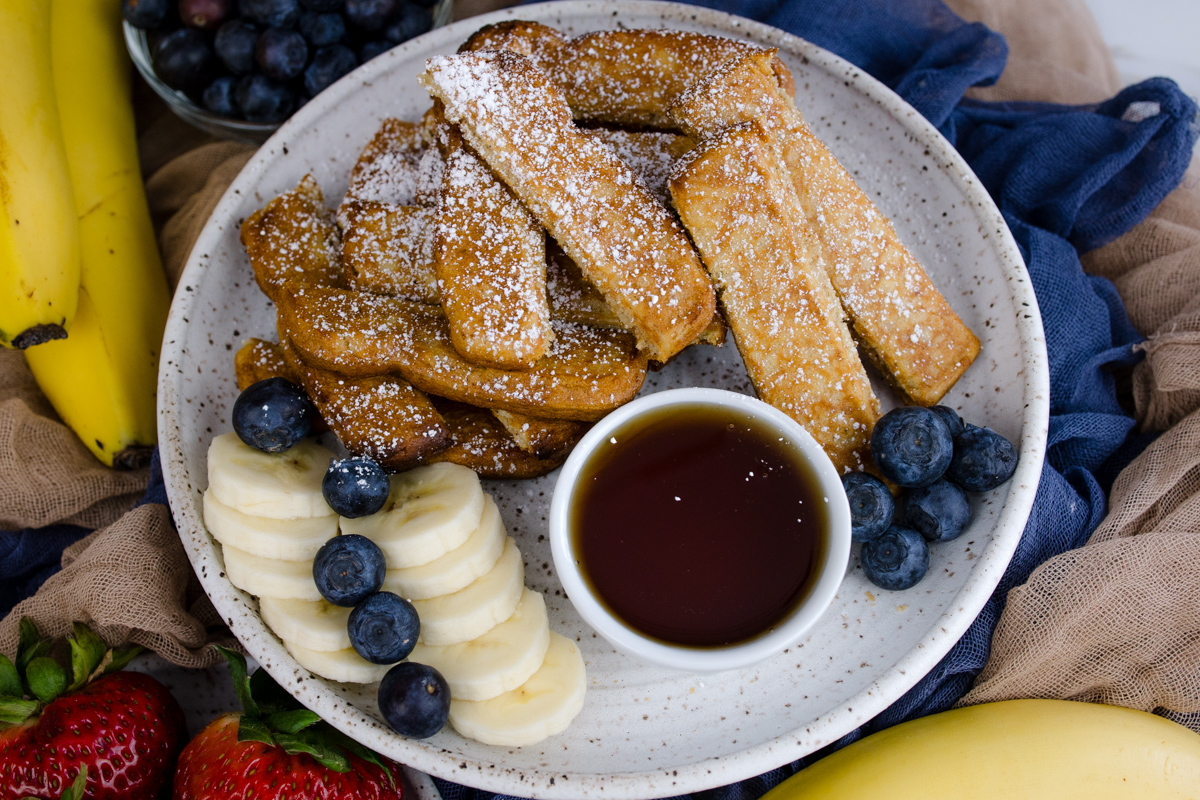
[670,122,880,472]
[668,52,980,406]
[433,125,551,369]
[585,128,695,206]
[420,50,716,363]
[429,399,569,479]
[278,284,648,421]
[234,338,300,390]
[489,409,588,458]
[457,20,568,58]
[240,175,343,305]
[343,117,426,206]
[338,200,439,301]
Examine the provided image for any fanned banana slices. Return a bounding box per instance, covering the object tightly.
[203,434,586,747]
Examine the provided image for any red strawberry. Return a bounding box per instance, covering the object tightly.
[0,620,185,800]
[173,646,402,800]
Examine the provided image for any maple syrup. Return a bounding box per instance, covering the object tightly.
[570,403,828,648]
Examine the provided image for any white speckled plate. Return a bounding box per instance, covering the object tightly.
[158,2,1048,797]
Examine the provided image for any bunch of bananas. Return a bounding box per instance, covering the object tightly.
[1,0,171,468]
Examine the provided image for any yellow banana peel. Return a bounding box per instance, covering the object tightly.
[0,0,81,348]
[24,0,171,468]
[763,699,1200,799]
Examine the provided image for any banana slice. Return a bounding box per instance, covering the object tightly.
[341,462,485,568]
[207,432,334,519]
[286,640,392,684]
[222,544,322,601]
[203,490,337,561]
[259,597,353,652]
[449,632,586,747]
[382,494,506,600]
[412,536,524,646]
[410,588,550,702]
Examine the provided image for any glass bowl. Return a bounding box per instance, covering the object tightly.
[124,0,454,144]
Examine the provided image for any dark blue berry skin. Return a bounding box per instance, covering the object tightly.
[301,0,343,9]
[870,406,954,488]
[384,4,431,43]
[231,376,314,452]
[948,426,1019,492]
[256,27,309,80]
[123,0,172,28]
[203,75,240,117]
[239,0,300,27]
[905,478,972,542]
[378,662,450,738]
[842,472,894,543]
[408,0,438,7]
[235,74,295,121]
[358,38,393,62]
[179,0,233,30]
[152,28,219,93]
[303,44,358,95]
[931,405,965,439]
[298,10,346,45]
[344,0,396,30]
[860,526,929,590]
[348,592,420,664]
[214,19,260,74]
[322,456,389,518]
[312,534,386,607]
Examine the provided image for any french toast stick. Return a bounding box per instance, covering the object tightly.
[240,175,343,305]
[339,200,439,301]
[458,19,567,58]
[342,117,426,206]
[670,122,880,472]
[278,284,648,421]
[434,124,552,369]
[489,409,588,458]
[668,53,980,406]
[274,336,452,472]
[585,128,695,206]
[235,338,300,390]
[429,399,569,479]
[420,50,716,363]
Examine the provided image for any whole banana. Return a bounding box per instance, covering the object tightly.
[24,0,171,468]
[761,699,1200,799]
[0,0,81,348]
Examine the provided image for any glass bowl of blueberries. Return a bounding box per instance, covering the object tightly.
[123,0,453,143]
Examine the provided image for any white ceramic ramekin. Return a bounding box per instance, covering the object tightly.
[549,388,852,673]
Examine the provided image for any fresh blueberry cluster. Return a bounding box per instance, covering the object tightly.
[313,460,451,738]
[122,0,436,124]
[843,405,1018,591]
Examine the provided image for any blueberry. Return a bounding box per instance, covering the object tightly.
[322,456,389,518]
[947,426,1018,492]
[298,10,346,45]
[179,0,232,30]
[842,472,894,543]
[931,405,965,438]
[300,0,343,9]
[344,0,396,30]
[312,534,386,606]
[152,28,219,93]
[869,406,954,488]
[215,18,260,74]
[239,0,301,27]
[904,478,971,542]
[383,4,431,43]
[303,44,357,95]
[235,73,296,121]
[231,376,314,451]
[256,27,309,80]
[378,662,450,738]
[860,526,929,590]
[123,0,172,28]
[348,592,420,664]
[358,38,393,62]
[203,75,240,117]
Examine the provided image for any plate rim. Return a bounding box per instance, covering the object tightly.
[158,2,1049,797]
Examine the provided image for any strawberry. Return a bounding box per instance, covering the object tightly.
[173,646,402,800]
[0,619,185,800]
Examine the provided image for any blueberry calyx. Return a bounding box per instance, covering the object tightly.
[870,406,954,488]
[860,526,929,591]
[348,592,420,664]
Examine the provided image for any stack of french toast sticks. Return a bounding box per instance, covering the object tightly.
[236,21,981,478]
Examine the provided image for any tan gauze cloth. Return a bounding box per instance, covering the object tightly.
[945,0,1200,728]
